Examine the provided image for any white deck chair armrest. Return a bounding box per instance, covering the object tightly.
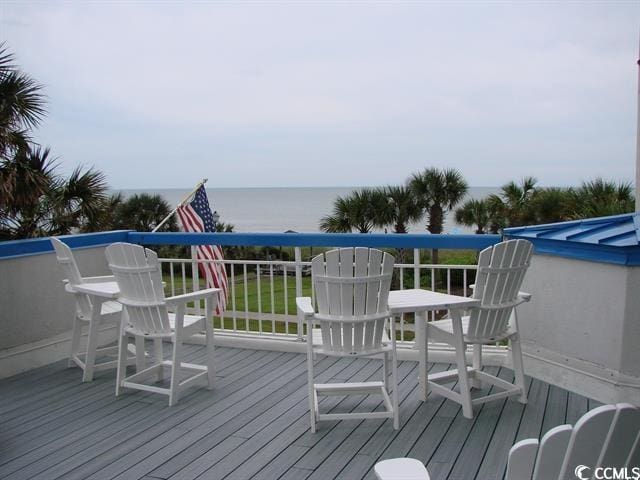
[63,276,116,292]
[468,285,530,302]
[517,292,532,303]
[81,275,116,284]
[166,288,221,306]
[296,297,314,317]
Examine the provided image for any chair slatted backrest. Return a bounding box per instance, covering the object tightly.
[312,247,394,355]
[507,403,640,480]
[466,239,533,341]
[105,242,171,336]
[51,237,93,319]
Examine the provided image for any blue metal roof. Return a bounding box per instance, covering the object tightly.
[504,213,640,266]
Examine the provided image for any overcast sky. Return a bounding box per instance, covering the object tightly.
[1,1,638,189]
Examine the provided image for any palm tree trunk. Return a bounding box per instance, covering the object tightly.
[428,205,444,265]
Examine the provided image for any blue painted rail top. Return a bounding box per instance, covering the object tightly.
[0,231,501,259]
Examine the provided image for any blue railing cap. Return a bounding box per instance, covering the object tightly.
[0,231,133,259]
[127,231,501,249]
[0,230,501,259]
[504,213,640,266]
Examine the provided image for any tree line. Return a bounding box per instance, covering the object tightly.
[320,171,634,237]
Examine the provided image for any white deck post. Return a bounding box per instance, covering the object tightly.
[295,246,303,340]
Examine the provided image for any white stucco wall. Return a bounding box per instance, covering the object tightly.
[622,267,640,378]
[0,246,111,350]
[517,253,640,404]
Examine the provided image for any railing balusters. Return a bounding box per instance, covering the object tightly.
[270,264,275,334]
[159,255,477,347]
[257,264,263,334]
[283,265,289,335]
[170,262,175,297]
[243,264,249,333]
[230,264,236,333]
[413,248,420,289]
[181,263,187,295]
[463,269,468,297]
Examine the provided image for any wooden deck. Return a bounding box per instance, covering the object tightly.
[0,345,598,480]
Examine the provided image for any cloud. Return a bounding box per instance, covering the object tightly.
[2,1,638,187]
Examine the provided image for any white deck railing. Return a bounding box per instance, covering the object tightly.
[159,250,478,349]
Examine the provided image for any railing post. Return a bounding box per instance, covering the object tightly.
[414,248,420,289]
[295,246,303,340]
[191,246,201,315]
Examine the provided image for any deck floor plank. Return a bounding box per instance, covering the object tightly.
[0,346,595,480]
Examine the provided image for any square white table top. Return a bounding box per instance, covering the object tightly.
[387,289,480,314]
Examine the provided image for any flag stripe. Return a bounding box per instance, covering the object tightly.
[176,186,228,315]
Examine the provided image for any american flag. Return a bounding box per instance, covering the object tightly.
[176,185,228,315]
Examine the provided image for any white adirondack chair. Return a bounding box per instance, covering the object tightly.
[426,239,533,419]
[105,242,218,406]
[374,403,640,480]
[507,403,640,480]
[51,237,136,382]
[296,247,399,433]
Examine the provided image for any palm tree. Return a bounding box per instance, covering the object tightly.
[409,167,469,234]
[570,178,634,218]
[379,185,423,234]
[529,187,572,225]
[455,199,492,234]
[487,176,537,228]
[409,167,468,263]
[0,44,48,212]
[0,44,110,239]
[0,43,45,163]
[112,193,176,232]
[320,188,387,233]
[0,157,109,239]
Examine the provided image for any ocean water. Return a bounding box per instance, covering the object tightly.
[116,187,500,233]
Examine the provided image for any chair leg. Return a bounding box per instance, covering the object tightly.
[307,345,316,433]
[391,346,399,430]
[454,338,473,419]
[169,337,182,406]
[68,317,82,368]
[154,338,164,382]
[205,319,215,389]
[383,351,389,392]
[82,303,102,382]
[510,334,527,404]
[470,344,482,389]
[115,331,128,397]
[135,336,146,372]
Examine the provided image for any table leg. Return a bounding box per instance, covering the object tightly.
[417,311,428,401]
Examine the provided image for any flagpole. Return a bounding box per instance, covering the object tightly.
[151,178,208,232]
